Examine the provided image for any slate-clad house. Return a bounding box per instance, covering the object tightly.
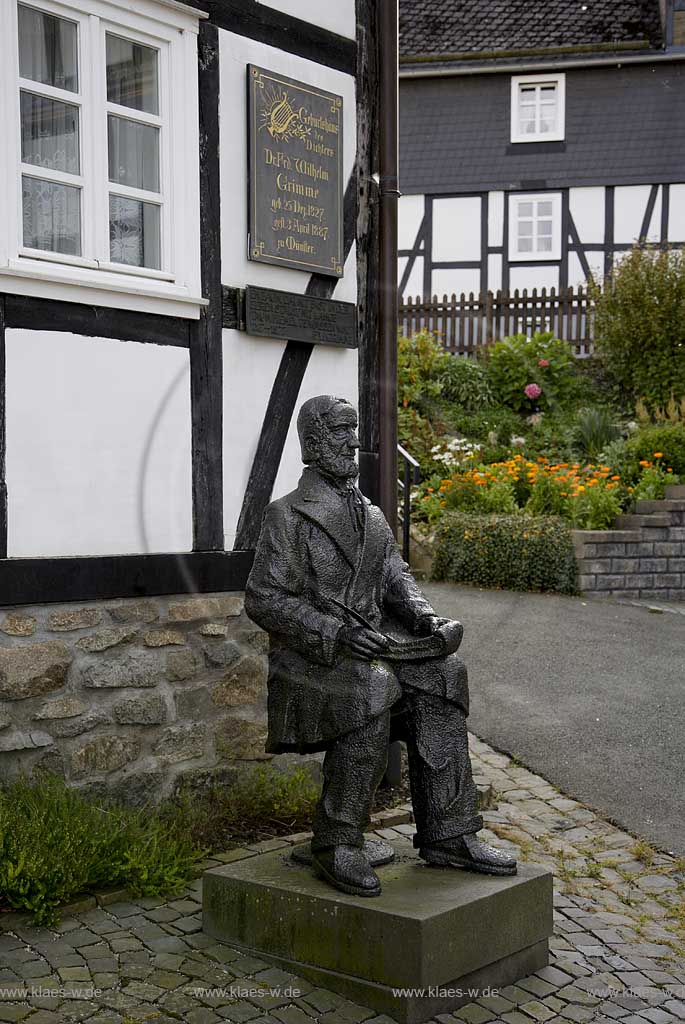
[0,0,397,799]
[398,0,685,299]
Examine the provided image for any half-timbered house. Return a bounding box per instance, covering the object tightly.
[0,0,398,799]
[398,0,685,299]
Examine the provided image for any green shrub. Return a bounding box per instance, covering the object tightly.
[398,330,452,412]
[524,474,568,518]
[432,512,578,594]
[625,423,685,477]
[439,355,494,411]
[568,407,621,461]
[0,776,201,926]
[163,764,320,853]
[443,477,519,515]
[591,245,685,408]
[486,332,579,412]
[598,437,633,481]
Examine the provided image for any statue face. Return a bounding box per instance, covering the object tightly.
[315,404,360,481]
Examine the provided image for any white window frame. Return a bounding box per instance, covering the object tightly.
[508,192,562,262]
[0,0,207,318]
[510,73,565,144]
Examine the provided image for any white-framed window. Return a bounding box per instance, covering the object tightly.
[510,73,565,143]
[509,193,562,261]
[0,0,206,318]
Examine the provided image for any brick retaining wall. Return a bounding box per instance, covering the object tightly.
[573,484,685,601]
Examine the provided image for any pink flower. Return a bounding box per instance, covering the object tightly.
[538,359,550,367]
[524,383,542,399]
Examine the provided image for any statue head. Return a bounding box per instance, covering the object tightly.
[297,396,359,482]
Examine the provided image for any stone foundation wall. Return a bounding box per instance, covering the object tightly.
[573,485,685,601]
[0,592,277,804]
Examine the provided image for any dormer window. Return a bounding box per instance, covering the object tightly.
[511,73,565,143]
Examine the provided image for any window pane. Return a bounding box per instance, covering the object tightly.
[22,175,81,255]
[106,34,158,115]
[519,202,533,218]
[518,220,533,237]
[518,237,533,253]
[108,116,159,192]
[520,86,537,97]
[538,220,553,236]
[540,85,557,96]
[18,5,78,92]
[109,194,160,269]
[21,91,79,174]
[519,113,536,134]
[537,236,553,252]
[537,202,553,217]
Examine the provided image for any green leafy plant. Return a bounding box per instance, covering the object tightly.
[439,354,494,411]
[625,424,685,477]
[398,330,452,412]
[432,512,578,594]
[631,463,680,502]
[568,483,622,530]
[486,332,579,413]
[0,775,201,926]
[568,407,621,461]
[591,245,685,408]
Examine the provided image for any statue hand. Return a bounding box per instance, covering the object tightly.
[416,614,451,636]
[338,626,391,659]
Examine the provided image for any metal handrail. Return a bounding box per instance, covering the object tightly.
[397,443,421,562]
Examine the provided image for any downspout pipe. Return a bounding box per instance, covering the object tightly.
[378,0,400,534]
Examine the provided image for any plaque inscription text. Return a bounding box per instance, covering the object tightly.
[247,65,343,277]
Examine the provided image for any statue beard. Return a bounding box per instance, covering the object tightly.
[314,451,359,485]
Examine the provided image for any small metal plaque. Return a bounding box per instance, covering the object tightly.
[245,286,356,348]
[247,64,344,277]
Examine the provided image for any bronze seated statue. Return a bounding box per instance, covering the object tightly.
[245,395,516,897]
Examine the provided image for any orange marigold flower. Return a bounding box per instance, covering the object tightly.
[610,475,620,481]
[653,452,664,458]
[639,460,651,467]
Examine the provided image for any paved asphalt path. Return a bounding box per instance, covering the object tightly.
[423,582,685,856]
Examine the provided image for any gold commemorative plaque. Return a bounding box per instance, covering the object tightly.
[247,64,344,277]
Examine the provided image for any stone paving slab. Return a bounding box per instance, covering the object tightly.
[1,735,684,1024]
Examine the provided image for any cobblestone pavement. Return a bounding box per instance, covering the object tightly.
[1,735,684,1024]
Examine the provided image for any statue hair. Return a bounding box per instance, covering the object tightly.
[297,396,354,464]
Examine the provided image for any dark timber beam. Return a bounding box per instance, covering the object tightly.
[192,21,224,552]
[356,0,381,506]
[0,551,253,606]
[3,294,190,347]
[190,1,356,76]
[378,0,399,532]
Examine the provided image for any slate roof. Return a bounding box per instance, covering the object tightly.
[399,0,664,59]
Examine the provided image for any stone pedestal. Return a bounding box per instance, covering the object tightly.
[203,842,554,1024]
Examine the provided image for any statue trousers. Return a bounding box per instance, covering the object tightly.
[310,683,484,853]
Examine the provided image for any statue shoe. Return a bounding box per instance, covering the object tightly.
[419,834,517,876]
[312,844,382,897]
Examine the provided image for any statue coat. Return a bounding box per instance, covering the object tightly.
[244,468,470,754]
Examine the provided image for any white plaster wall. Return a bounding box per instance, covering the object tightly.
[398,194,425,251]
[669,184,685,240]
[431,268,480,298]
[5,331,192,557]
[509,265,559,292]
[613,185,661,244]
[222,329,358,547]
[487,254,502,292]
[568,251,604,288]
[569,187,605,245]
[399,256,423,299]
[488,192,504,247]
[219,30,357,301]
[432,197,481,263]
[256,0,356,40]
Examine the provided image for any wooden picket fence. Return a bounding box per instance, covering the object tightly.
[399,286,594,357]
